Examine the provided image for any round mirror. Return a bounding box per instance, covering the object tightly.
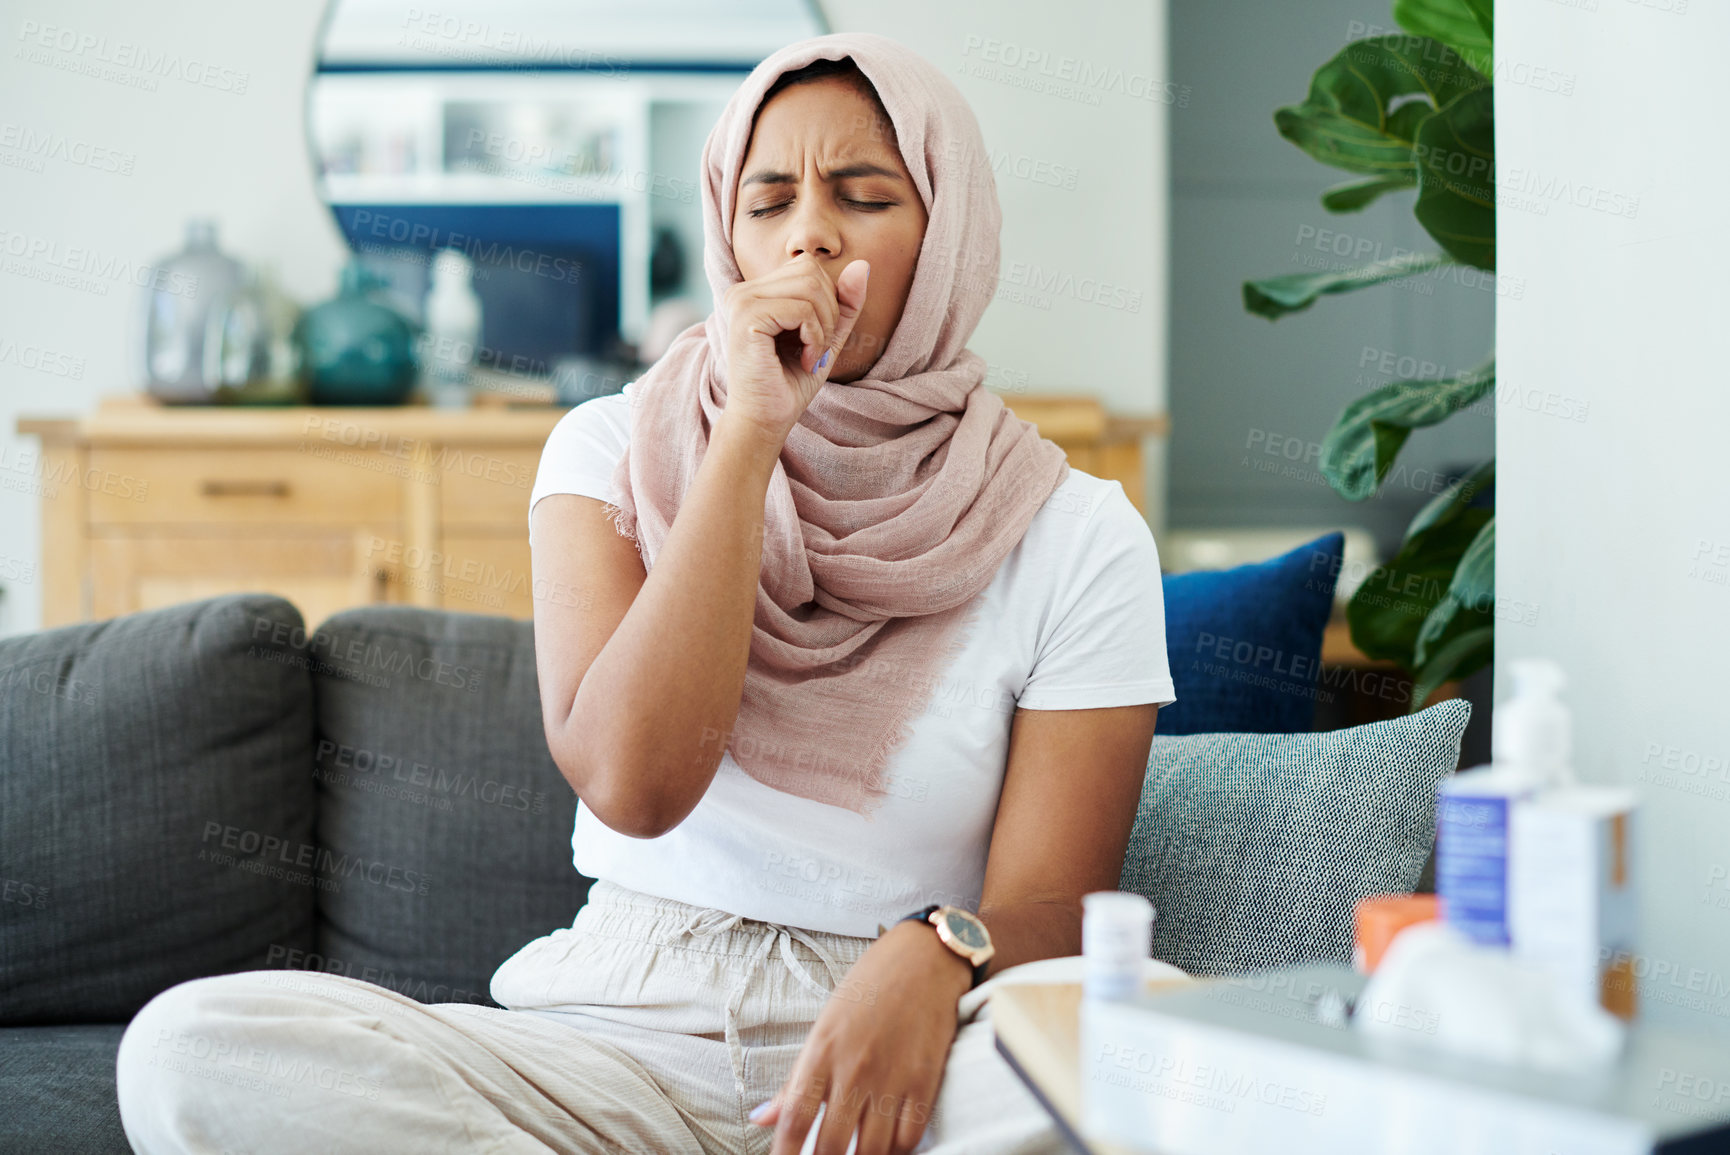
[306,0,826,403]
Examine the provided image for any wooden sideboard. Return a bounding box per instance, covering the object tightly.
[18,393,1166,629]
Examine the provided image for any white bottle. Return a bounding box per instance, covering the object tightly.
[422,249,482,408]
[1082,891,1155,1003]
[1504,659,1639,1020]
[1434,667,1554,948]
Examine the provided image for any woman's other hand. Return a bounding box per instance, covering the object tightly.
[752,917,970,1155]
[720,254,869,450]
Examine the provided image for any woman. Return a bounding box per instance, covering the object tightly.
[116,31,1174,1155]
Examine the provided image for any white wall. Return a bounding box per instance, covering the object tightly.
[1498,3,1730,1038]
[821,0,1169,424]
[0,0,1167,635]
[823,0,1170,534]
[0,0,348,635]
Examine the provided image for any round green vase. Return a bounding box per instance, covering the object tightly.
[294,262,419,405]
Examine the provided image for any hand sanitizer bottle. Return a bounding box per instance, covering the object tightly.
[1505,659,1639,1020]
[1435,666,1551,948]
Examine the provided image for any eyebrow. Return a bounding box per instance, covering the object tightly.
[740,162,905,188]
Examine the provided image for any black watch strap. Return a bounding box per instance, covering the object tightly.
[897,903,942,928]
[897,904,988,989]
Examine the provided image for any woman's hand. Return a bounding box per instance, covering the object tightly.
[720,254,870,450]
[752,919,971,1155]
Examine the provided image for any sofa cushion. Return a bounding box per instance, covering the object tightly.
[302,606,589,1005]
[1156,532,1343,735]
[0,595,318,1024]
[0,1024,129,1153]
[1120,699,1470,976]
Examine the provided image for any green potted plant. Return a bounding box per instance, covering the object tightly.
[1243,0,1496,710]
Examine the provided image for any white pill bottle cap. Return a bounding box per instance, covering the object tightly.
[1083,891,1155,923]
[1493,658,1573,786]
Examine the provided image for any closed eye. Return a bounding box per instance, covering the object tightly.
[746,199,897,219]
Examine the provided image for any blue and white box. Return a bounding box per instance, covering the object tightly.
[1436,766,1540,947]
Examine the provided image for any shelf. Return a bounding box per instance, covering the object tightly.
[320,171,642,205]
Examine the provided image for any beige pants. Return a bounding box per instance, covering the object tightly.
[116,878,1067,1154]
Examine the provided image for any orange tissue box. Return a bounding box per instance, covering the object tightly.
[1354,893,1440,974]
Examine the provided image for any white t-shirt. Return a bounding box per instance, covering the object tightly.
[528,382,1176,937]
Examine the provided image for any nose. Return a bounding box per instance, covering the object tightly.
[783,181,842,263]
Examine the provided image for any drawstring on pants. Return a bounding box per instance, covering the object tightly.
[660,905,851,1105]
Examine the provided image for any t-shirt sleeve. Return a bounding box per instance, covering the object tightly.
[527,389,632,549]
[1015,482,1177,711]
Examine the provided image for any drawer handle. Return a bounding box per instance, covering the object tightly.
[200,479,291,498]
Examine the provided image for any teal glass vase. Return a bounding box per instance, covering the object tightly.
[294,261,419,405]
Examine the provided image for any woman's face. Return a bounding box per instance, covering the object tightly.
[730,75,929,384]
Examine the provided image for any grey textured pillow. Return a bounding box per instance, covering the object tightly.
[1118,700,1471,977]
[0,594,318,1024]
[305,605,590,1006]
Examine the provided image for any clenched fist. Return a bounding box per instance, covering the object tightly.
[720,253,870,449]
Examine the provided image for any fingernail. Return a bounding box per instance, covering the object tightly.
[815,349,830,370]
[748,1099,774,1124]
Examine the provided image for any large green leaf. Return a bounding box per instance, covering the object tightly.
[1318,360,1494,499]
[1448,516,1495,610]
[1407,459,1494,540]
[1346,504,1492,663]
[1413,86,1496,270]
[1463,0,1494,40]
[1394,0,1493,77]
[1414,515,1496,664]
[1321,175,1417,213]
[1413,592,1462,667]
[1410,626,1494,712]
[1273,34,1486,180]
[1243,251,1451,320]
[1352,470,1494,685]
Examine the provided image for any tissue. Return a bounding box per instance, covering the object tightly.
[1354,922,1625,1073]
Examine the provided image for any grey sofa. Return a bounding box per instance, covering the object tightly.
[1,595,591,1153]
[0,593,1462,1153]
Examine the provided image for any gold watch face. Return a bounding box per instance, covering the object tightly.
[941,908,989,951]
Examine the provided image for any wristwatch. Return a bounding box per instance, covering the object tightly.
[882,903,995,989]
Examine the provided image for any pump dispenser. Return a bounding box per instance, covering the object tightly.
[1495,659,1572,785]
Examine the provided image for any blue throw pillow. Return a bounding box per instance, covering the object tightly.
[1156,532,1344,735]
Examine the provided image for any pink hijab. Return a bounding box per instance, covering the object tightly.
[601,32,1069,817]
